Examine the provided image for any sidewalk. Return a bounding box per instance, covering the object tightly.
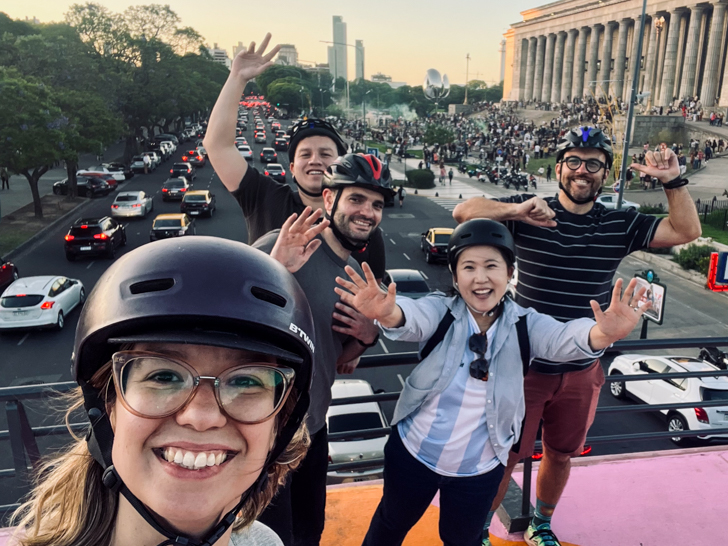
[0,141,126,219]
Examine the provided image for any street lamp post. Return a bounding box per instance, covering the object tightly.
[363,89,372,123]
[464,53,471,105]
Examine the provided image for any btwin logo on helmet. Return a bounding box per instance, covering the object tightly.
[289,323,315,353]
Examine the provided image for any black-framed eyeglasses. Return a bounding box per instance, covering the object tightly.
[561,156,607,173]
[111,351,296,424]
[469,332,490,381]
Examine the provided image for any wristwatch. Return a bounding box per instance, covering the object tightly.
[661,176,689,190]
[356,333,380,348]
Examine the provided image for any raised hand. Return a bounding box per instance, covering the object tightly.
[629,148,681,184]
[231,33,281,82]
[588,278,652,350]
[335,263,400,326]
[270,207,329,273]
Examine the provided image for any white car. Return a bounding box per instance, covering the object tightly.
[608,354,728,446]
[160,140,176,154]
[77,166,125,182]
[237,145,253,161]
[596,195,640,211]
[111,191,154,218]
[0,276,86,331]
[326,379,388,483]
[142,152,161,169]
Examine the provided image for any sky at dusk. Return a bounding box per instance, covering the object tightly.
[5,0,539,86]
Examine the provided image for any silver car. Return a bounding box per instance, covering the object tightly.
[237,145,253,161]
[596,195,640,211]
[111,191,154,218]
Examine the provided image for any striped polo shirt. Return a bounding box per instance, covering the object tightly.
[501,194,661,374]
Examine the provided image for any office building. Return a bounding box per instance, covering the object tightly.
[355,40,365,80]
[208,43,231,69]
[330,16,348,81]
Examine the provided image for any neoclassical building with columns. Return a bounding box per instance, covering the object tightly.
[502,0,728,109]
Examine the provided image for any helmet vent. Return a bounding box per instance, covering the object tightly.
[251,286,287,308]
[130,278,175,294]
[460,233,472,240]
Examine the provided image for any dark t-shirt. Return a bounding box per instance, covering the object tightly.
[500,194,662,373]
[231,167,386,278]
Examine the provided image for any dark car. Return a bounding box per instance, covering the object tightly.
[170,162,196,182]
[0,258,19,294]
[274,138,288,151]
[182,150,206,167]
[105,162,134,179]
[149,213,196,242]
[264,163,287,183]
[162,177,193,201]
[421,227,454,264]
[382,269,431,299]
[78,172,118,190]
[181,190,216,217]
[153,133,179,146]
[64,216,126,261]
[53,177,112,198]
[260,147,278,163]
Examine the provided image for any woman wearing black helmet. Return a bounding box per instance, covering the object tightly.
[10,237,315,546]
[335,219,649,546]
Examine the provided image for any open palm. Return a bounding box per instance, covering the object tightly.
[231,33,281,82]
[335,263,397,323]
[590,278,651,343]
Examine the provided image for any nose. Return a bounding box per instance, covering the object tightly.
[175,379,227,431]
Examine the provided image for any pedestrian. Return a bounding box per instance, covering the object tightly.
[454,126,701,546]
[339,219,647,546]
[142,153,150,174]
[546,164,552,182]
[439,164,446,185]
[448,168,454,184]
[398,185,406,208]
[9,237,315,546]
[253,154,392,546]
[418,161,423,170]
[0,167,9,190]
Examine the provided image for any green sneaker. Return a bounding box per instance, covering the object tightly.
[481,537,491,546]
[524,522,562,546]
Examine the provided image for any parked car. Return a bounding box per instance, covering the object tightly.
[77,166,125,182]
[111,191,154,219]
[103,162,134,179]
[274,138,288,151]
[142,152,160,170]
[382,269,431,299]
[153,133,179,147]
[264,163,287,183]
[596,195,640,211]
[0,276,86,331]
[149,213,196,242]
[180,190,216,217]
[78,172,118,190]
[0,258,19,294]
[64,216,126,260]
[607,354,728,446]
[260,147,278,163]
[130,156,148,173]
[421,227,454,264]
[53,177,112,198]
[237,145,253,161]
[326,379,388,483]
[170,162,196,182]
[162,178,193,201]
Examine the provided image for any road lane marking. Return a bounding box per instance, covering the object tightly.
[420,270,428,280]
[379,339,390,354]
[17,333,30,346]
[403,253,410,261]
[397,374,405,387]
[86,261,95,270]
[390,238,397,245]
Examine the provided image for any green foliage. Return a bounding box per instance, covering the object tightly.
[638,203,666,214]
[423,125,454,146]
[674,244,717,275]
[702,208,728,231]
[405,169,435,189]
[267,81,309,113]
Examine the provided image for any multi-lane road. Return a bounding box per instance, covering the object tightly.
[1,116,728,472]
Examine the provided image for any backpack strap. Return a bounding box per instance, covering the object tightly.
[419,310,455,360]
[515,314,530,376]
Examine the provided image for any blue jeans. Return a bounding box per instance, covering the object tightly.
[362,428,505,546]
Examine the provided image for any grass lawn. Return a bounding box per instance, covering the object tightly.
[700,223,728,245]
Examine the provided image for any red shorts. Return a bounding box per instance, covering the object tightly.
[509,360,605,462]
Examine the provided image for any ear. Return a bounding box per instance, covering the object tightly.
[507,265,515,279]
[322,188,335,214]
[554,161,561,177]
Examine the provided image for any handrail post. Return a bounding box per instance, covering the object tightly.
[521,456,533,518]
[6,400,41,482]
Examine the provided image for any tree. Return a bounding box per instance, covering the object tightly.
[485,82,504,102]
[256,65,305,95]
[423,125,455,147]
[267,81,309,113]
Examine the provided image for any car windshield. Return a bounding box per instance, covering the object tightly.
[434,234,450,244]
[115,195,138,202]
[701,388,728,401]
[328,412,383,434]
[153,219,182,228]
[184,195,206,202]
[1,295,45,308]
[396,280,430,293]
[132,156,144,162]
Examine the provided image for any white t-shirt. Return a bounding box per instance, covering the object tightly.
[230,521,283,546]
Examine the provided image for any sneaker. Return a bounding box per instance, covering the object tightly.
[481,537,491,546]
[523,522,562,546]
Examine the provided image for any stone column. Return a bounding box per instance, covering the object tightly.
[542,34,556,101]
[519,39,529,101]
[598,22,615,97]
[562,29,577,101]
[643,16,659,103]
[613,19,630,100]
[533,35,547,101]
[573,27,589,98]
[674,14,688,98]
[524,37,537,101]
[587,24,602,96]
[626,17,645,96]
[701,1,727,106]
[659,10,684,106]
[551,32,566,102]
[680,6,706,99]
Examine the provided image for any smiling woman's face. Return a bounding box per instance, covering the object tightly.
[110,342,278,536]
[454,246,513,315]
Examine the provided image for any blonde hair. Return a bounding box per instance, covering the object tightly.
[11,362,310,546]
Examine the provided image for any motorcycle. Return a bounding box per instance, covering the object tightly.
[458,164,468,174]
[529,174,538,190]
[699,347,728,370]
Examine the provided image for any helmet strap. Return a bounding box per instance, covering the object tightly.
[557,168,604,205]
[293,178,323,198]
[325,189,369,253]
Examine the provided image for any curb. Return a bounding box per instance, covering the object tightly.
[2,197,96,262]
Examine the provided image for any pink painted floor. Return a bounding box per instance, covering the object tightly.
[490,445,728,546]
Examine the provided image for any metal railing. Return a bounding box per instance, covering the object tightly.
[1,337,728,524]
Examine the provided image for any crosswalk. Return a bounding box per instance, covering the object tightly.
[428,197,463,212]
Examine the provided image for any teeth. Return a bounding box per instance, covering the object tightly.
[162,448,229,470]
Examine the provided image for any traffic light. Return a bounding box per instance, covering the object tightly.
[276,102,280,106]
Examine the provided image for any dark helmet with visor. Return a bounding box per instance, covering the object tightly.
[73,236,314,546]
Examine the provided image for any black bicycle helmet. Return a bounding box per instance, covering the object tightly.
[73,236,314,546]
[447,219,516,272]
[555,126,613,168]
[321,153,394,252]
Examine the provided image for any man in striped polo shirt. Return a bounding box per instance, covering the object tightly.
[454,126,701,546]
